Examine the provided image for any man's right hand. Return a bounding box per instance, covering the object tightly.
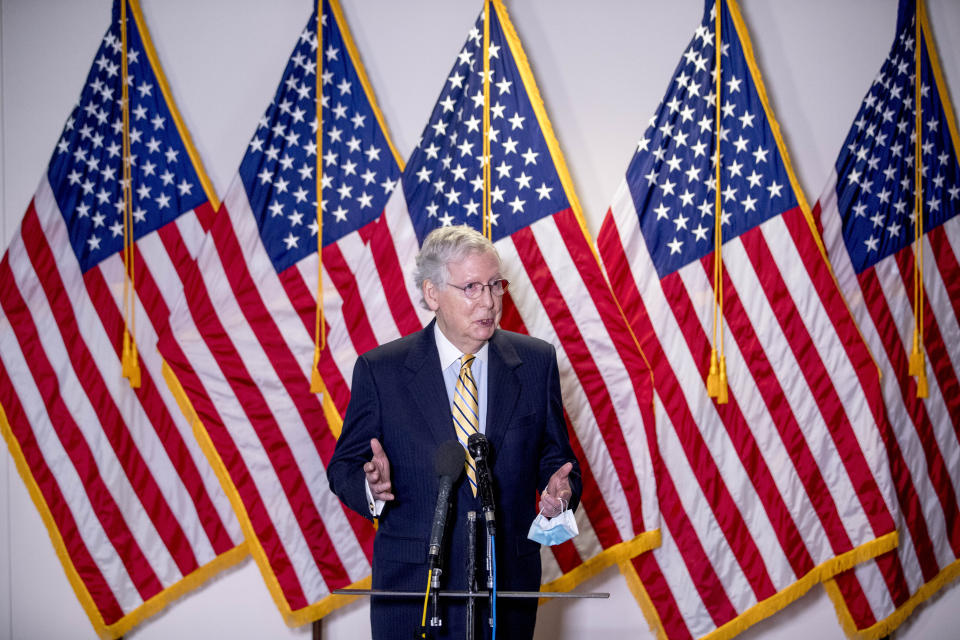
[364,438,394,502]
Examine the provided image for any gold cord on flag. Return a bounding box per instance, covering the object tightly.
[310,0,326,393]
[119,0,141,389]
[909,0,929,398]
[481,0,492,240]
[706,0,728,404]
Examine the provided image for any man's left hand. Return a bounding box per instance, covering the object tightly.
[540,461,574,518]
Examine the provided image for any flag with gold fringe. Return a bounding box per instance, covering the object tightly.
[816,0,960,636]
[159,0,405,625]
[0,1,244,638]
[597,0,899,637]
[373,0,661,591]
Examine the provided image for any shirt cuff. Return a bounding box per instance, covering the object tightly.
[364,479,385,517]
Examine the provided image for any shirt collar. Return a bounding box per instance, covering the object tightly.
[433,322,489,370]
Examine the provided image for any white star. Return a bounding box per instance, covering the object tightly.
[177,179,193,196]
[746,170,762,188]
[288,210,304,226]
[508,196,525,213]
[155,192,171,209]
[864,235,879,252]
[283,232,299,249]
[87,235,101,251]
[767,181,783,198]
[331,205,348,222]
[521,148,539,165]
[673,213,689,230]
[752,146,768,164]
[667,237,683,254]
[741,194,758,212]
[535,183,553,200]
[693,224,709,241]
[654,203,671,220]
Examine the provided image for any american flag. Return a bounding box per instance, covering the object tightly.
[158,0,406,624]
[816,0,960,635]
[375,0,661,588]
[0,1,243,638]
[597,0,899,637]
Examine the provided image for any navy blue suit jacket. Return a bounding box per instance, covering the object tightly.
[327,321,580,639]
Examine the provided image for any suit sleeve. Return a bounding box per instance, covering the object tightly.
[327,355,382,522]
[538,345,582,512]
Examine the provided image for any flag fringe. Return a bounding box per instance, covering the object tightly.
[1,397,248,639]
[618,559,670,640]
[540,529,661,602]
[620,531,897,640]
[824,555,960,640]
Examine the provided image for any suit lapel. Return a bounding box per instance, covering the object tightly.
[405,321,457,447]
[486,330,521,456]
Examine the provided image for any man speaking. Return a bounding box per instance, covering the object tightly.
[328,225,581,639]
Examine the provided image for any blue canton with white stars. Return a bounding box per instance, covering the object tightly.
[238,3,401,275]
[624,0,797,280]
[835,3,960,274]
[47,1,205,274]
[401,7,568,245]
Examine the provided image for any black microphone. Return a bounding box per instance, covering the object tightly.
[427,440,465,568]
[467,432,496,535]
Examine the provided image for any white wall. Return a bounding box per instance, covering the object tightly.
[2,1,960,638]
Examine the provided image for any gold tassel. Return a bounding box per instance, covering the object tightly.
[310,347,323,393]
[127,339,141,389]
[916,368,929,399]
[121,330,132,378]
[717,355,729,405]
[706,348,720,397]
[909,329,924,375]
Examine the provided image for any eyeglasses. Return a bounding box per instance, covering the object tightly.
[447,279,509,299]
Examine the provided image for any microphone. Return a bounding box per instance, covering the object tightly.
[427,440,465,568]
[467,432,496,535]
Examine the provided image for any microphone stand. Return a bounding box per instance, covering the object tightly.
[465,511,477,640]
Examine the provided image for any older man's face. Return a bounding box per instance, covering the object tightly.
[424,249,503,354]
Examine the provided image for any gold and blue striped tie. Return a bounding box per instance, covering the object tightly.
[452,354,479,496]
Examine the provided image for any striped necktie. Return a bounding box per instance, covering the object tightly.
[452,354,479,496]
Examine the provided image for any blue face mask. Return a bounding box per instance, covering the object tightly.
[526,503,579,546]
